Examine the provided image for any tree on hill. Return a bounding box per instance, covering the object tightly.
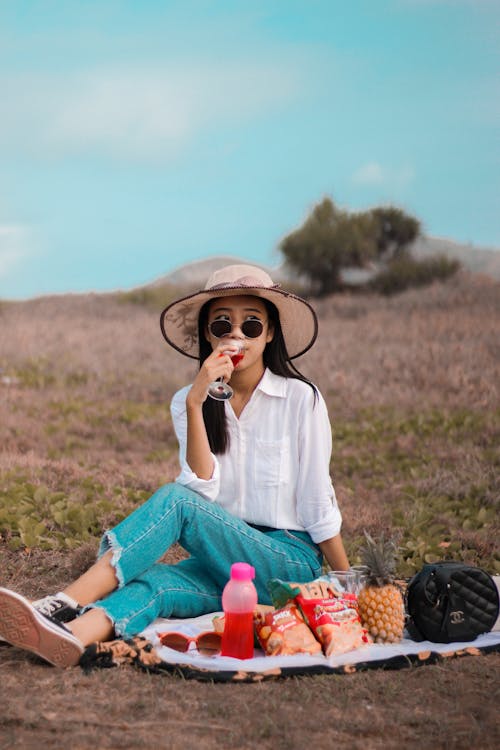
[371,206,421,260]
[280,197,422,296]
[280,198,377,295]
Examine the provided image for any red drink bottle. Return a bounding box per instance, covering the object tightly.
[221,562,258,659]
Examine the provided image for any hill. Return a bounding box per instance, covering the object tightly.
[143,236,500,292]
[410,236,500,278]
[146,254,294,290]
[0,270,498,748]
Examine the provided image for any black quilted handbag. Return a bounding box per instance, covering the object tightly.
[406,561,499,643]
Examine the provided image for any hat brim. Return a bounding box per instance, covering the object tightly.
[160,285,318,360]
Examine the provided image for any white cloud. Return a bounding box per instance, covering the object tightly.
[351,162,415,189]
[0,62,303,162]
[0,225,30,281]
[351,162,385,186]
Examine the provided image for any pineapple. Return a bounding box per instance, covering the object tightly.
[357,532,405,644]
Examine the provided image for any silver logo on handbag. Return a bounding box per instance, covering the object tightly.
[450,610,465,625]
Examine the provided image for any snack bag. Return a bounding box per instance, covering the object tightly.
[212,614,225,634]
[267,578,347,608]
[268,578,370,657]
[254,604,322,656]
[297,596,371,656]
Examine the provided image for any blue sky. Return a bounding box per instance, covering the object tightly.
[0,0,498,299]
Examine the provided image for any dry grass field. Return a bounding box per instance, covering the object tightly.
[0,270,499,749]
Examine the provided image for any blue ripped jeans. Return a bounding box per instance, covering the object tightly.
[89,483,323,637]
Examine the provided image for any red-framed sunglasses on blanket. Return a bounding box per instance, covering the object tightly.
[159,630,222,656]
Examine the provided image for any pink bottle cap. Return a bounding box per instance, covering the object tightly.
[230,562,255,581]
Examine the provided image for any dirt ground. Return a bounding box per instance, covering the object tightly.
[1,624,499,750]
[1,274,499,749]
[1,547,499,750]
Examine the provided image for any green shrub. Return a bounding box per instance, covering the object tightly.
[15,358,56,388]
[370,254,460,295]
[0,474,148,550]
[116,283,181,312]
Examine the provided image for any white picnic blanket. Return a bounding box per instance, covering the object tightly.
[141,612,500,674]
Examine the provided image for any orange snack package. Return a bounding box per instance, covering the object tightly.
[297,595,371,657]
[254,604,322,656]
[268,578,371,657]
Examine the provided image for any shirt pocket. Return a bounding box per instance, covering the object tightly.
[254,438,290,488]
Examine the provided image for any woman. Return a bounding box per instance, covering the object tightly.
[0,264,349,667]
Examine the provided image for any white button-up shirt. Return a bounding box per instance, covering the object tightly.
[170,369,342,543]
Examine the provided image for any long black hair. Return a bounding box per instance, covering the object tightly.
[198,298,317,454]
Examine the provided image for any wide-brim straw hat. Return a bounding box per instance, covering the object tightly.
[160,264,318,360]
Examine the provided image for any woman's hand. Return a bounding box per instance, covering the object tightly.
[187,344,238,408]
[185,342,238,480]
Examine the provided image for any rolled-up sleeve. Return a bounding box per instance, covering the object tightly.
[170,387,221,501]
[295,389,342,543]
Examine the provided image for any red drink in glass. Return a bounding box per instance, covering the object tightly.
[208,339,244,401]
[230,352,244,367]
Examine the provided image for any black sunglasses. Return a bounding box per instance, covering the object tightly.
[208,318,264,339]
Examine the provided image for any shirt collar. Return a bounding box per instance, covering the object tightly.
[257,368,288,398]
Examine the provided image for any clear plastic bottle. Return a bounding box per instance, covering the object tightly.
[221,562,258,659]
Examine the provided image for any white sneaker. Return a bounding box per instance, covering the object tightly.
[33,592,81,623]
[0,587,84,667]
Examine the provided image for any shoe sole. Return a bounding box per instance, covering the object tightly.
[0,588,83,668]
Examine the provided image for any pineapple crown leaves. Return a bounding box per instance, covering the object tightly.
[360,530,399,587]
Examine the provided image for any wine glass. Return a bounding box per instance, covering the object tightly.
[207,338,244,401]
